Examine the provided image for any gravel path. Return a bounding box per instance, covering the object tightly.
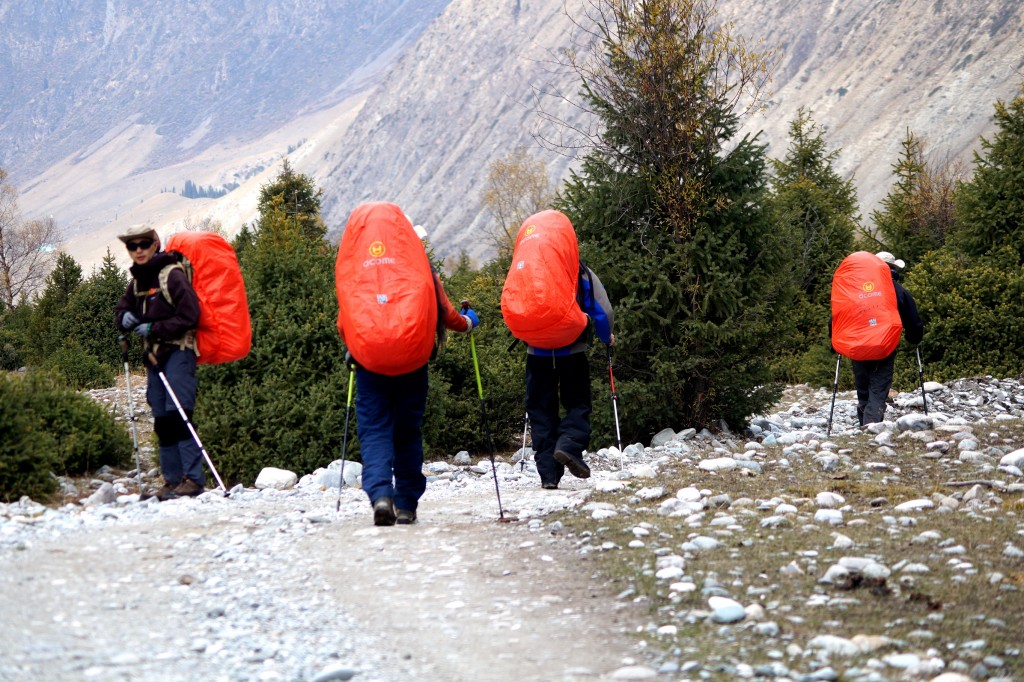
[0,481,654,682]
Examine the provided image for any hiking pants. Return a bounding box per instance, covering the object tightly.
[851,351,897,426]
[525,352,591,487]
[355,364,429,513]
[147,348,204,486]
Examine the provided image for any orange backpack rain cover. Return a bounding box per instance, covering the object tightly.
[501,210,588,349]
[335,202,438,376]
[831,251,903,361]
[165,231,252,365]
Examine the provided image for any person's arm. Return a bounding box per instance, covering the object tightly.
[583,267,613,344]
[433,271,471,333]
[897,285,924,345]
[114,282,138,330]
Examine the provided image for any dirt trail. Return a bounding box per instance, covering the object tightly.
[0,485,656,681]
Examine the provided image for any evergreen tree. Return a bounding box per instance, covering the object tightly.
[768,108,857,384]
[558,0,791,436]
[257,159,326,242]
[26,252,83,363]
[953,83,1024,263]
[770,108,858,303]
[870,129,960,266]
[197,168,347,484]
[60,250,130,368]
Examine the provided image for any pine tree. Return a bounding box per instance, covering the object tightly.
[197,167,347,484]
[61,250,130,368]
[26,252,83,363]
[558,0,792,435]
[953,82,1024,263]
[767,109,858,384]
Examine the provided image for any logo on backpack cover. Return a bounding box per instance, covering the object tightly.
[369,241,386,257]
[525,225,537,236]
[862,281,875,292]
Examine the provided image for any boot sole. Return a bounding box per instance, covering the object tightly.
[554,450,591,479]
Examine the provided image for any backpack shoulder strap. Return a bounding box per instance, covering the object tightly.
[157,259,188,305]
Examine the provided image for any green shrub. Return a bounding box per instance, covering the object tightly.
[0,371,130,501]
[46,342,115,389]
[897,246,1024,385]
[24,371,130,476]
[0,373,57,502]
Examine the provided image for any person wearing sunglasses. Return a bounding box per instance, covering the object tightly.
[114,225,204,501]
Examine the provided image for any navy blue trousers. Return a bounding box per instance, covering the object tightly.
[147,348,204,485]
[525,352,591,487]
[355,364,429,512]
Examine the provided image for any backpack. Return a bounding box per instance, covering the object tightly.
[335,202,438,376]
[500,210,588,349]
[163,231,252,365]
[831,251,903,361]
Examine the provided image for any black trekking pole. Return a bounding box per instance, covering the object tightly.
[335,365,355,512]
[152,359,228,495]
[826,353,841,436]
[519,411,530,472]
[606,345,624,470]
[462,303,507,522]
[117,336,144,494]
[915,346,928,415]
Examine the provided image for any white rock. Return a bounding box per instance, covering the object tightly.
[831,533,854,549]
[894,499,934,512]
[676,487,702,502]
[610,666,658,680]
[698,457,737,472]
[655,566,684,580]
[814,509,844,525]
[634,486,665,500]
[254,467,298,490]
[1000,448,1024,468]
[922,381,945,393]
[807,634,860,657]
[595,480,627,492]
[708,596,745,623]
[815,492,845,508]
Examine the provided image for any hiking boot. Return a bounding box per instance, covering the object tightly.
[140,481,181,501]
[373,497,396,526]
[541,481,559,490]
[554,450,591,479]
[174,479,204,497]
[396,508,417,525]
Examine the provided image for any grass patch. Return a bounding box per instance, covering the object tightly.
[551,417,1024,677]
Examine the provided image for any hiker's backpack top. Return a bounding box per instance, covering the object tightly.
[335,202,438,376]
[831,251,903,361]
[501,210,588,349]
[164,231,252,365]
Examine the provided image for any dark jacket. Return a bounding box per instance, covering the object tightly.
[115,251,200,363]
[894,278,924,345]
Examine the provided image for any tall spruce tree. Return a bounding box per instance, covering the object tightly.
[768,108,857,384]
[953,83,1024,263]
[558,0,792,437]
[196,167,347,484]
[870,129,959,267]
[26,252,83,363]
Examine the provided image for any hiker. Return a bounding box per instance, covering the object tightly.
[335,203,478,526]
[500,210,614,490]
[114,225,205,500]
[837,251,924,426]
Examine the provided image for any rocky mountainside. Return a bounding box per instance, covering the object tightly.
[0,0,448,178]
[4,0,1023,270]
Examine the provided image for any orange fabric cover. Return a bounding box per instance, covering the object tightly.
[500,210,587,349]
[831,251,902,361]
[335,202,438,376]
[166,231,252,365]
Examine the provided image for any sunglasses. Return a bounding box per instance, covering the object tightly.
[126,239,154,251]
